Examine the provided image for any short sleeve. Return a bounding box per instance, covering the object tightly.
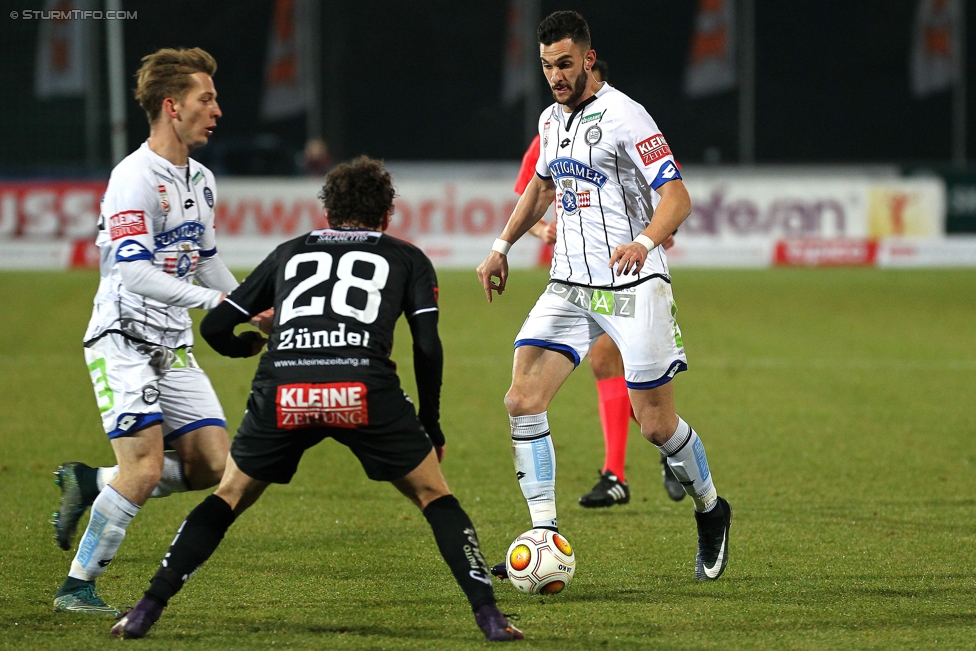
[619,108,682,192]
[535,110,553,179]
[224,249,278,317]
[403,248,439,319]
[102,169,158,264]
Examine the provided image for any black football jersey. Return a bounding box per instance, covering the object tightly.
[225,227,438,387]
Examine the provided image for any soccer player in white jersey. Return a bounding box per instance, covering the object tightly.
[477,11,732,581]
[51,48,255,614]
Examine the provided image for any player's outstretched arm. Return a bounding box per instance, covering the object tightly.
[609,179,691,276]
[118,259,225,309]
[195,253,240,294]
[408,311,446,461]
[476,174,556,302]
[198,251,277,356]
[200,301,267,358]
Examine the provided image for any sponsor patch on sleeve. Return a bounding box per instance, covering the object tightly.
[635,135,672,166]
[276,382,368,429]
[109,210,148,240]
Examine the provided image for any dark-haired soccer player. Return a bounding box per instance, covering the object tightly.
[112,157,523,642]
[519,60,686,509]
[52,47,240,615]
[478,11,732,582]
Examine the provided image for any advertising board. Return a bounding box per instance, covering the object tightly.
[0,174,967,270]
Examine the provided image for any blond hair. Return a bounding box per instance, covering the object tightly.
[134,47,217,124]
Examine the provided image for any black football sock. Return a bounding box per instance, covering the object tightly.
[144,494,237,607]
[422,495,496,612]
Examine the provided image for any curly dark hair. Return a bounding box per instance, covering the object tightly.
[538,10,591,50]
[317,156,395,230]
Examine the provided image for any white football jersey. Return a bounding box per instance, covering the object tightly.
[534,83,682,288]
[84,142,221,348]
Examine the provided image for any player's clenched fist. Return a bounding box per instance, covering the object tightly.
[609,241,650,276]
[477,251,509,302]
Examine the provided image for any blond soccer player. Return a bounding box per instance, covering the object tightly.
[52,48,252,614]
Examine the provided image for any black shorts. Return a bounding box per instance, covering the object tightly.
[231,380,433,484]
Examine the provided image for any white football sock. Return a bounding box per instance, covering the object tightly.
[151,451,190,498]
[68,485,140,581]
[510,412,558,530]
[96,466,118,491]
[656,417,718,513]
[96,452,189,498]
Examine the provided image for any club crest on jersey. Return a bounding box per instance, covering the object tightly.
[276,382,369,429]
[163,245,199,278]
[109,210,147,240]
[543,121,551,147]
[636,134,672,166]
[547,157,608,188]
[561,188,580,214]
[176,253,193,277]
[154,221,205,248]
[203,187,214,207]
[157,185,170,213]
[584,125,602,146]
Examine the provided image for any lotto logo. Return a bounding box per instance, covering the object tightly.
[636,135,672,166]
[116,240,150,260]
[108,210,147,240]
[276,382,368,429]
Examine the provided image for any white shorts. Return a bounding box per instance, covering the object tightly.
[83,333,226,442]
[515,278,688,389]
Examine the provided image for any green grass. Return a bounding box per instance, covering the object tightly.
[1,268,975,650]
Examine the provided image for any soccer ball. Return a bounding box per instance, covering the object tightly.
[505,529,576,595]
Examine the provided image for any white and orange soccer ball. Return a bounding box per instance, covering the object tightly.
[505,529,576,595]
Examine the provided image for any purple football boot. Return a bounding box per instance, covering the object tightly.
[110,597,163,639]
[475,604,524,642]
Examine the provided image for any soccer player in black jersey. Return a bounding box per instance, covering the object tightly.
[112,157,523,642]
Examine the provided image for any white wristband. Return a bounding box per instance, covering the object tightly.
[633,234,655,251]
[492,238,512,255]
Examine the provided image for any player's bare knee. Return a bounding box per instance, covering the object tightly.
[182,457,224,490]
[117,463,162,500]
[504,389,546,417]
[638,415,673,446]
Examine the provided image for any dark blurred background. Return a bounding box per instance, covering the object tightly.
[1,0,974,172]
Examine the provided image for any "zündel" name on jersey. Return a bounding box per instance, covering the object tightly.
[276,323,371,350]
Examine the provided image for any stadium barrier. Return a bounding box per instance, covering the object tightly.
[1,172,974,270]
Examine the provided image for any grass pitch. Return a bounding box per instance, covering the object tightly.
[0,267,974,650]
